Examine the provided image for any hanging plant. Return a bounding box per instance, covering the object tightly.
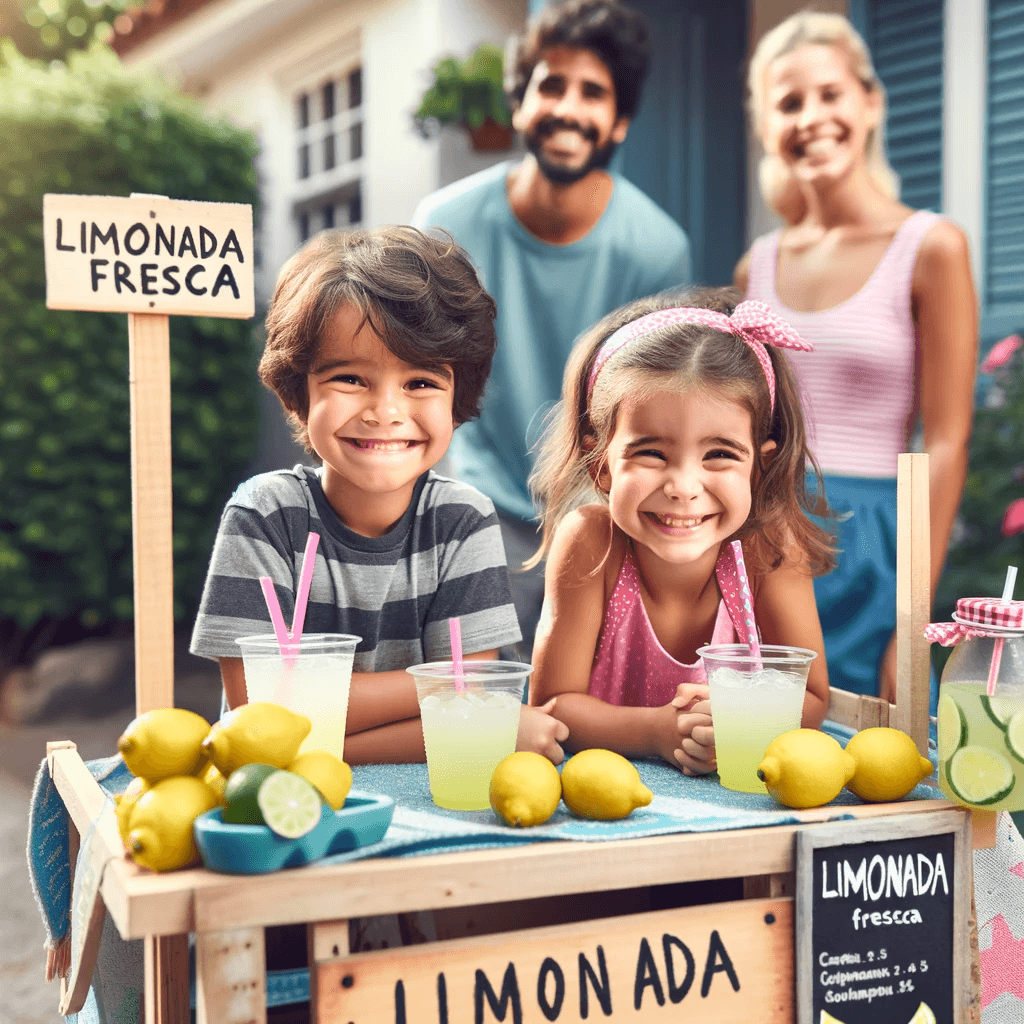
[413,43,514,152]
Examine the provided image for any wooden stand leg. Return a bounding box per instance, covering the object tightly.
[144,935,190,1024]
[308,920,350,1024]
[971,809,998,849]
[194,927,266,1024]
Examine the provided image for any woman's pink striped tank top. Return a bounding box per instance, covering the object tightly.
[745,210,941,478]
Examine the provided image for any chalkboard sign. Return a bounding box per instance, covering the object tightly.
[796,810,971,1024]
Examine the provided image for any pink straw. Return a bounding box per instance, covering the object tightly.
[729,540,762,663]
[986,566,1017,697]
[449,617,465,694]
[258,532,321,669]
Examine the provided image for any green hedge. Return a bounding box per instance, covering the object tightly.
[0,43,261,660]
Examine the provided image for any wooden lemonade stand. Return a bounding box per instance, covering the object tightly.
[41,194,988,1024]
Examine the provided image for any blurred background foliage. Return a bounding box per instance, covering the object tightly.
[0,0,127,65]
[0,41,261,669]
[933,335,1024,676]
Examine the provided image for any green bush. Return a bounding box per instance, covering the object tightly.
[0,43,261,664]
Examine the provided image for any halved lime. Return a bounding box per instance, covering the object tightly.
[946,745,1015,806]
[222,763,279,825]
[256,770,322,838]
[937,694,968,755]
[1005,712,1024,764]
[981,695,1017,730]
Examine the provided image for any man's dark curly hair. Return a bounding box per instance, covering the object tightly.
[259,226,497,454]
[505,0,651,121]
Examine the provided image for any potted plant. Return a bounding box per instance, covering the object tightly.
[414,42,514,152]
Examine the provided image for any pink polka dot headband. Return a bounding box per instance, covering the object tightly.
[586,300,813,412]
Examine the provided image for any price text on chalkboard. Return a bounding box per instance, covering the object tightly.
[796,811,971,1024]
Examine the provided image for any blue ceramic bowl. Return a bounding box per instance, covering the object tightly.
[193,789,395,874]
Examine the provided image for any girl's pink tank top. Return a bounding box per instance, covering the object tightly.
[588,548,738,707]
[745,210,941,478]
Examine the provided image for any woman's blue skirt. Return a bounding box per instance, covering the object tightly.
[809,473,937,712]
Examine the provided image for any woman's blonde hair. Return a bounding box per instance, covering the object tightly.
[747,10,900,222]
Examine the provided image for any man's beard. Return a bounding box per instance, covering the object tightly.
[525,116,619,186]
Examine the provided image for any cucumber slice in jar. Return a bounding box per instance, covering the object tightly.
[945,745,1015,806]
[937,694,968,754]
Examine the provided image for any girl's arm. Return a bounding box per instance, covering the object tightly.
[530,508,700,767]
[754,556,830,729]
[878,222,978,702]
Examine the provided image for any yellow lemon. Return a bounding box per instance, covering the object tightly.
[845,727,934,803]
[560,749,653,820]
[757,729,856,809]
[115,776,151,845]
[201,702,311,776]
[202,762,227,803]
[489,752,562,827]
[127,775,219,872]
[820,1011,846,1024]
[117,708,211,782]
[288,750,352,811]
[907,1002,936,1024]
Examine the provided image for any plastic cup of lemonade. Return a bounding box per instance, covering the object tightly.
[235,633,360,762]
[937,632,1024,811]
[407,661,530,810]
[697,644,816,794]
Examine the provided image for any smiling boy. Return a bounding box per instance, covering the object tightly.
[190,226,568,764]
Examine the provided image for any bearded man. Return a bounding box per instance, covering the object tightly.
[412,0,691,655]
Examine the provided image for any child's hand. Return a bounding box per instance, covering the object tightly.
[670,683,716,776]
[517,698,570,765]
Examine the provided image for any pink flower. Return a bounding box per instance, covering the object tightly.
[980,334,1022,373]
[1003,498,1024,538]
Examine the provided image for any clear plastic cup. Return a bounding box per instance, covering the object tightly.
[407,661,531,810]
[235,633,360,762]
[697,644,816,794]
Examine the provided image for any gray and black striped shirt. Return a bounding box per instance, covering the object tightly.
[189,465,521,669]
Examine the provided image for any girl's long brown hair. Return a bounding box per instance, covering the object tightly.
[527,287,836,578]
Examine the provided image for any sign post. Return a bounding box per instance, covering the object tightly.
[43,192,254,1024]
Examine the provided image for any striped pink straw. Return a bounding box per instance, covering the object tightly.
[258,532,321,668]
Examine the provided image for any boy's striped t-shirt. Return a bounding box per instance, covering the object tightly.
[189,465,522,669]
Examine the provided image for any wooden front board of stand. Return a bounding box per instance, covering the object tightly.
[42,193,254,1021]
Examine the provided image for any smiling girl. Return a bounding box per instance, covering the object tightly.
[528,288,835,772]
[736,12,977,707]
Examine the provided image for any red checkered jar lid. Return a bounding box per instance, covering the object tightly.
[955,597,1024,630]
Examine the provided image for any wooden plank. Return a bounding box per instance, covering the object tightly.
[310,920,349,1019]
[42,193,254,319]
[971,810,998,850]
[895,453,931,754]
[315,899,793,1024]
[195,927,267,1024]
[128,312,175,714]
[145,935,190,1024]
[828,688,892,731]
[48,744,123,863]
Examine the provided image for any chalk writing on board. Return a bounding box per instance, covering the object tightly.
[810,833,953,1024]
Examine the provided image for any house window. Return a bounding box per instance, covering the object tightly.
[292,63,364,245]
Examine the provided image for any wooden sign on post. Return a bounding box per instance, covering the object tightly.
[43,193,254,1024]
[796,809,972,1024]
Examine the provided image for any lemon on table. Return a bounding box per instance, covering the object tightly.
[907,1002,937,1024]
[115,776,151,845]
[202,762,227,802]
[844,727,935,802]
[757,729,855,809]
[127,775,219,872]
[560,749,652,820]
[222,763,281,825]
[489,752,562,827]
[201,702,311,776]
[946,745,1015,806]
[117,708,211,781]
[288,750,352,811]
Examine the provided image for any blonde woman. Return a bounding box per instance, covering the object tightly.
[735,11,977,706]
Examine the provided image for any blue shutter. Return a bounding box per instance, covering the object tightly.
[859,0,944,212]
[985,0,1024,323]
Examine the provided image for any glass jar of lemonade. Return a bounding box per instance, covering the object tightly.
[934,597,1024,811]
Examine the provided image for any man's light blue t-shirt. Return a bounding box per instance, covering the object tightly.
[412,161,691,523]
